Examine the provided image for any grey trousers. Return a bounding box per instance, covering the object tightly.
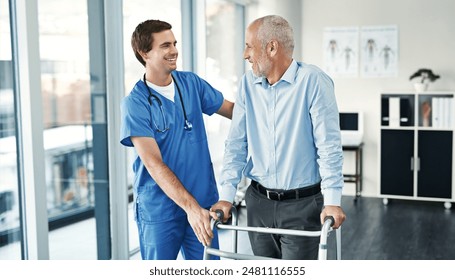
[245,184,323,260]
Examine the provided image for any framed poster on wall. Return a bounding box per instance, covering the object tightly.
[323,26,359,78]
[360,25,399,78]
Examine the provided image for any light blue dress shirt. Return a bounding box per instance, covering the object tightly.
[219,60,344,206]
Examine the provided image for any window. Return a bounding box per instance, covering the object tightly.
[0,0,21,260]
[38,0,103,259]
[204,0,245,194]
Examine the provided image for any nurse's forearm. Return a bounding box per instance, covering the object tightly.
[147,160,200,211]
[131,136,215,245]
[145,160,215,245]
[131,136,200,211]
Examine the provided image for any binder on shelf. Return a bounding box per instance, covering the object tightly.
[432,97,440,128]
[444,97,454,129]
[389,97,400,127]
[449,98,454,129]
[431,96,454,129]
[381,97,389,126]
[443,97,449,128]
[400,98,413,126]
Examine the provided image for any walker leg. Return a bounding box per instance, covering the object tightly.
[336,227,341,260]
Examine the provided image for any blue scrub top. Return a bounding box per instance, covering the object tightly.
[120,70,224,223]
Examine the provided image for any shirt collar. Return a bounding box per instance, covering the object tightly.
[253,59,298,87]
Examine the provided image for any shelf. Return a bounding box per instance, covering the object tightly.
[381,94,414,127]
[381,92,454,130]
[380,126,414,130]
[418,94,454,129]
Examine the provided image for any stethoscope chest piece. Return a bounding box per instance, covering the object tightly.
[184,119,193,131]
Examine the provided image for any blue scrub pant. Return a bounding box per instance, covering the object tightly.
[136,214,220,260]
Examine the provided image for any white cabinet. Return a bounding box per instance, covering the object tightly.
[379,92,455,208]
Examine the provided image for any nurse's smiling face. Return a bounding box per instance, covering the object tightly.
[144,30,179,77]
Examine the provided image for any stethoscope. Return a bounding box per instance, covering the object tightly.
[143,73,193,132]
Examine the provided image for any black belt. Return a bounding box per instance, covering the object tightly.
[251,180,321,201]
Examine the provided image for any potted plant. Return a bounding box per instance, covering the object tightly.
[409,68,440,92]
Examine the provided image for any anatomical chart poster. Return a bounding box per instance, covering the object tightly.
[360,25,398,78]
[323,26,359,78]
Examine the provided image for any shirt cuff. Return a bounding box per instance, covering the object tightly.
[322,187,342,206]
[218,184,237,203]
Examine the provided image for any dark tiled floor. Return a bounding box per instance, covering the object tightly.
[2,195,453,260]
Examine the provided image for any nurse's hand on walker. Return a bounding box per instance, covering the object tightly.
[186,204,219,246]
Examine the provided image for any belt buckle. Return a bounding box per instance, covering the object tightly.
[266,189,282,201]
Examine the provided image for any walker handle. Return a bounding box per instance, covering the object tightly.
[214,209,224,222]
[324,216,335,227]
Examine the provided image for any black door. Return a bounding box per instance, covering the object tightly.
[417,131,452,198]
[381,130,414,196]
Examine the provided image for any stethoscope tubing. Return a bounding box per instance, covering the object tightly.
[143,73,192,131]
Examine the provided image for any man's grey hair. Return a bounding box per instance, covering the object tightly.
[256,15,294,56]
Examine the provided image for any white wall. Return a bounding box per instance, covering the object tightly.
[251,0,455,197]
[301,0,455,197]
